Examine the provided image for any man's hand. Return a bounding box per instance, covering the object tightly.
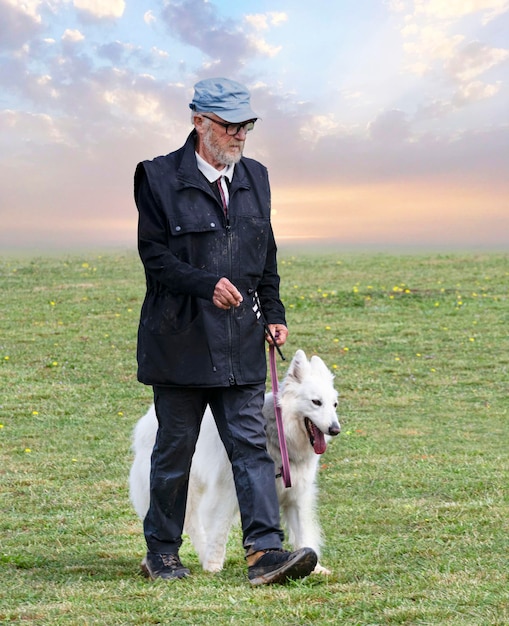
[266,324,288,346]
[212,277,243,310]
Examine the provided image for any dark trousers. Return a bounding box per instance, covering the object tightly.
[144,383,284,555]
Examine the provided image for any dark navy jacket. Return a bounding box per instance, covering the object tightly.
[135,131,286,387]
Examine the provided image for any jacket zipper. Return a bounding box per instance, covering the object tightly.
[226,220,235,385]
[190,179,237,385]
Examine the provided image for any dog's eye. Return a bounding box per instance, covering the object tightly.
[312,399,322,406]
[334,402,338,408]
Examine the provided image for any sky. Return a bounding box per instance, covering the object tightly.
[1,0,508,251]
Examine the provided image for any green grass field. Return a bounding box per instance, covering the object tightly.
[1,250,508,625]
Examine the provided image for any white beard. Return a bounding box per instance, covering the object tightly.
[202,126,243,166]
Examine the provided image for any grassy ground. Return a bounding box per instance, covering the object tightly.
[1,250,508,625]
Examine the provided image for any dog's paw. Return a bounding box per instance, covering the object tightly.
[313,562,331,575]
[202,561,224,573]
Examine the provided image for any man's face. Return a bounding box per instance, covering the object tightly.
[196,114,248,169]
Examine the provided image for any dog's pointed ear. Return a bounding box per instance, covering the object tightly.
[310,355,334,380]
[286,349,309,383]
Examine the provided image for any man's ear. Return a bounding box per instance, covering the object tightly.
[193,114,205,135]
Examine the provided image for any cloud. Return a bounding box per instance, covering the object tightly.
[452,79,502,104]
[160,0,249,74]
[244,12,287,58]
[62,29,85,43]
[445,40,509,81]
[246,35,281,58]
[0,0,42,50]
[144,10,155,25]
[412,0,509,23]
[368,109,411,143]
[249,92,509,188]
[0,108,67,147]
[402,26,464,69]
[394,0,509,117]
[299,114,340,143]
[160,0,285,74]
[96,40,132,64]
[385,0,406,11]
[2,0,41,20]
[104,83,166,123]
[73,0,125,20]
[399,0,509,73]
[244,11,288,31]
[414,98,454,121]
[0,0,507,250]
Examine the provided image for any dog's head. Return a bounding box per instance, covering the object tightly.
[282,349,340,455]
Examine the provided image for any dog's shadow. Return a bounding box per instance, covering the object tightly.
[5,549,333,588]
[3,550,141,583]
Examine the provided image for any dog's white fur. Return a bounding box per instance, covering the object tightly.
[129,349,340,574]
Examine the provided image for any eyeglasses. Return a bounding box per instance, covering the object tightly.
[202,115,256,136]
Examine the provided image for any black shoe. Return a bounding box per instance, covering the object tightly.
[248,548,317,586]
[141,552,190,580]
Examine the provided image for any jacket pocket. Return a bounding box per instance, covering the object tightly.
[137,320,217,386]
[140,293,199,335]
[168,205,222,236]
[137,303,220,386]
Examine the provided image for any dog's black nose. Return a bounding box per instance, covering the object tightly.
[329,424,341,436]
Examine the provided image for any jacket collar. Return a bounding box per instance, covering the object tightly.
[176,131,250,194]
[195,151,234,184]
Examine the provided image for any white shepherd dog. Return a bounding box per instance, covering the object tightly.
[129,349,340,574]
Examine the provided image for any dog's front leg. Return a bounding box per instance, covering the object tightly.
[280,483,331,575]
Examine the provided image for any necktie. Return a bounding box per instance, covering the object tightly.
[217,176,228,216]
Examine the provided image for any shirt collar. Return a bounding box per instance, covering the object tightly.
[195,151,235,183]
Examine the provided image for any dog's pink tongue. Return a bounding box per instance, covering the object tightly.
[312,424,327,455]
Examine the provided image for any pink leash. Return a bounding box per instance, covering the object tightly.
[269,344,292,488]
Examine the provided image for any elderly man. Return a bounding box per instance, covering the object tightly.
[134,77,317,585]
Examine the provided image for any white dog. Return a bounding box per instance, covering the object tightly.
[129,349,340,574]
